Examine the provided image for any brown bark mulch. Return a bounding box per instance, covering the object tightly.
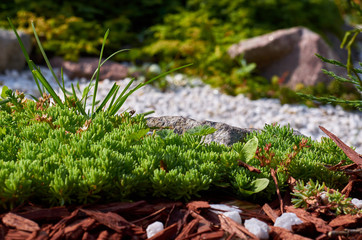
[0,198,361,240]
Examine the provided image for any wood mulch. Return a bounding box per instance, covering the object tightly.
[0,197,361,240]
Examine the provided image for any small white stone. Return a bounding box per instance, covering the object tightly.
[351,198,362,209]
[222,211,242,224]
[209,204,242,214]
[274,213,303,231]
[244,218,270,240]
[146,221,164,238]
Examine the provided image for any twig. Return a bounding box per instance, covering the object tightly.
[270,168,284,213]
[328,228,362,238]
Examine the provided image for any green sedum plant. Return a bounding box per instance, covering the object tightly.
[0,19,355,210]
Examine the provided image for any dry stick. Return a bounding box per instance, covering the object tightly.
[270,168,284,214]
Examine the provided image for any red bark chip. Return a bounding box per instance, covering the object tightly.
[328,214,362,228]
[147,223,178,240]
[187,201,210,212]
[80,209,129,232]
[199,230,225,240]
[17,207,70,222]
[270,226,313,240]
[2,212,40,232]
[4,229,31,240]
[175,218,199,240]
[292,221,319,239]
[262,203,280,223]
[86,200,146,214]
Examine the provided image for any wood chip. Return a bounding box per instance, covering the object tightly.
[187,201,210,212]
[17,207,70,222]
[147,223,178,240]
[328,214,362,228]
[319,126,362,167]
[270,226,313,240]
[199,230,224,240]
[175,218,199,240]
[262,203,279,223]
[2,213,40,232]
[4,229,31,240]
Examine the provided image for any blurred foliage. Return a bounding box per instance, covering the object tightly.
[0,0,361,109]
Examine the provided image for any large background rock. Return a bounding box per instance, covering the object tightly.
[147,116,259,146]
[50,57,128,80]
[0,29,31,72]
[228,27,345,89]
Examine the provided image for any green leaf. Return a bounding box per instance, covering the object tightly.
[240,136,258,162]
[238,178,270,196]
[1,86,9,99]
[186,125,216,136]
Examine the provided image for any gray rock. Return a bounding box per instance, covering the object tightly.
[0,29,31,72]
[50,57,128,80]
[147,116,260,146]
[147,116,305,146]
[228,27,345,89]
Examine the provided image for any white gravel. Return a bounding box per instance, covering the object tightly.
[1,68,361,153]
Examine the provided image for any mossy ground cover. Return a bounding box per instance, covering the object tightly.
[0,94,352,210]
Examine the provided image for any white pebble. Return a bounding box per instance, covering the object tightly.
[209,204,242,214]
[274,213,303,231]
[222,211,242,224]
[244,218,270,240]
[146,221,164,238]
[351,198,362,209]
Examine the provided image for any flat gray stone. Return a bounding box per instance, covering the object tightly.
[147,116,305,146]
[146,116,260,146]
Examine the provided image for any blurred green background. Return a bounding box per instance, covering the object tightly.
[1,0,361,108]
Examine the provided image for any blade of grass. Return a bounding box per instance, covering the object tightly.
[108,85,120,110]
[95,82,120,114]
[91,29,109,115]
[32,69,64,108]
[108,63,193,115]
[107,78,135,114]
[7,18,43,96]
[31,22,61,88]
[84,49,129,109]
[71,83,88,116]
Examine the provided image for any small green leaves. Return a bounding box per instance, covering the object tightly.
[186,125,217,136]
[156,129,175,140]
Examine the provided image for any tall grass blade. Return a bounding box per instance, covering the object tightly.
[91,29,109,115]
[32,69,64,107]
[109,63,193,115]
[31,22,62,88]
[95,82,119,114]
[71,84,88,116]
